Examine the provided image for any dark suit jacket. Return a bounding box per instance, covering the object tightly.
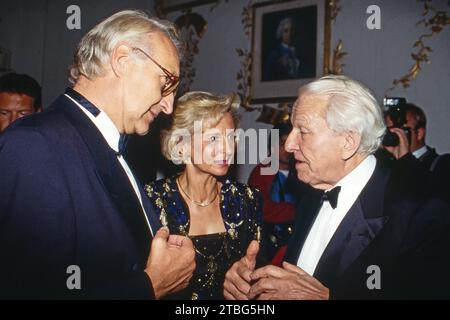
[376,146,450,201]
[430,153,450,201]
[285,163,450,299]
[0,94,161,299]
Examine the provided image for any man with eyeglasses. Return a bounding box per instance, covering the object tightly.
[0,10,195,299]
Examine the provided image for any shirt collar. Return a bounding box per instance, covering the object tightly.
[64,92,121,153]
[412,145,428,159]
[327,155,377,210]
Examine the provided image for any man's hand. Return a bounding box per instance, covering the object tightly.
[384,127,410,159]
[145,227,196,299]
[223,240,259,300]
[247,262,329,300]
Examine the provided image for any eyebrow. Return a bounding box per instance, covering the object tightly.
[203,131,221,137]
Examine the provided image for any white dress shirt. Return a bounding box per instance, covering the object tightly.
[412,145,428,159]
[65,94,154,236]
[297,155,377,275]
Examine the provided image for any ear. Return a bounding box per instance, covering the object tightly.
[341,131,361,160]
[416,127,426,141]
[110,44,133,78]
[176,138,191,164]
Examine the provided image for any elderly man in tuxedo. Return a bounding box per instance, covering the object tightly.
[224,75,450,299]
[0,10,195,299]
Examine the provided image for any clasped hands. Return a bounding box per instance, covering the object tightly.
[223,240,329,300]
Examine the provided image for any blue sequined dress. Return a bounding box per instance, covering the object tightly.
[145,176,263,300]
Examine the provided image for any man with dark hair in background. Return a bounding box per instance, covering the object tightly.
[385,103,439,167]
[0,72,42,132]
[382,103,450,200]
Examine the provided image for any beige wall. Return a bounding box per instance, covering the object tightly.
[1,0,449,182]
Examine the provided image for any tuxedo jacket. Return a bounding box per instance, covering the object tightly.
[285,163,450,299]
[381,147,450,201]
[0,94,161,299]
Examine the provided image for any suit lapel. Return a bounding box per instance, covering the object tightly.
[313,163,391,286]
[53,95,153,256]
[419,146,438,169]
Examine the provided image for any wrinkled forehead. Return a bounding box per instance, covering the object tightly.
[292,94,329,124]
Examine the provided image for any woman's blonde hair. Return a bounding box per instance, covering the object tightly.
[68,10,182,85]
[161,91,240,163]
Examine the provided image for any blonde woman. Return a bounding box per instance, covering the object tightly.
[146,91,262,300]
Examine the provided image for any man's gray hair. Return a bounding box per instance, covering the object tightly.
[299,75,386,154]
[68,10,182,85]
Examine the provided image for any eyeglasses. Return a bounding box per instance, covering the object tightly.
[132,47,179,97]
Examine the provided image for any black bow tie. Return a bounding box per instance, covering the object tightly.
[322,186,341,209]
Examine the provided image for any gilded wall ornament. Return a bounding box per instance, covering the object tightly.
[387,0,449,93]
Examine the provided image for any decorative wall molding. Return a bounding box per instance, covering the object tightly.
[387,0,449,93]
[325,0,346,75]
[328,39,347,75]
[329,0,341,23]
[235,0,255,111]
[155,1,230,95]
[174,12,207,94]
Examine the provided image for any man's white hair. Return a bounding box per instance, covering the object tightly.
[276,17,293,40]
[68,10,182,85]
[299,75,386,154]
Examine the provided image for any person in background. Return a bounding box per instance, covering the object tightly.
[248,122,297,266]
[381,103,450,199]
[146,91,263,300]
[384,103,442,168]
[0,72,42,132]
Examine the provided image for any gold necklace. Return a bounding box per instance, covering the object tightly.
[177,177,219,207]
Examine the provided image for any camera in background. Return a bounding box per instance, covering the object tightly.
[382,97,411,147]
